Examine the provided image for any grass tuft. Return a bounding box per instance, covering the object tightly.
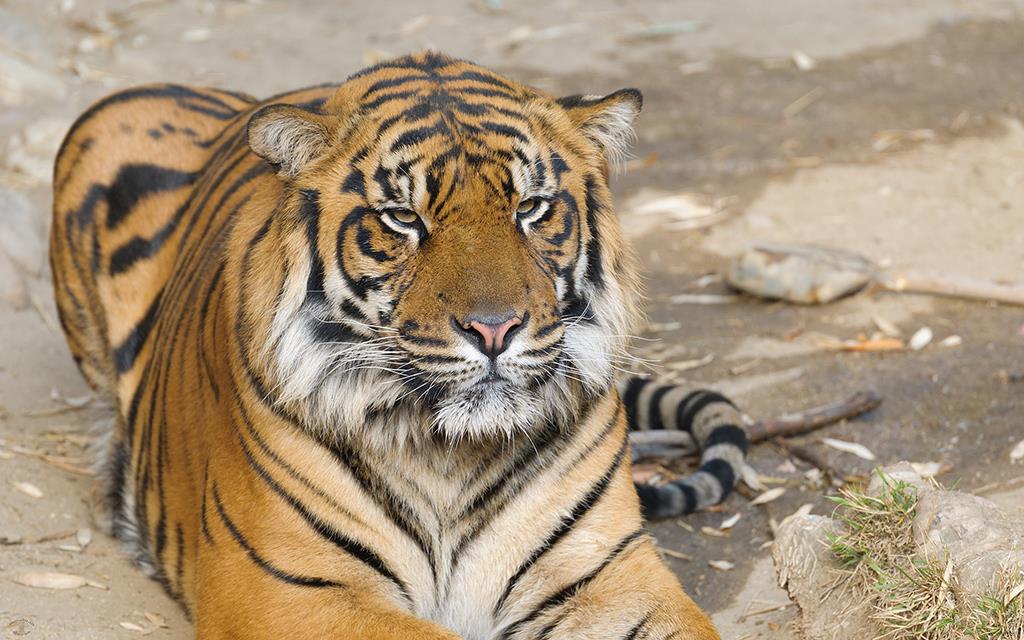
[826,470,1024,639]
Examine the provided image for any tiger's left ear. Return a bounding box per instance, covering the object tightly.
[248,104,333,178]
[556,88,643,166]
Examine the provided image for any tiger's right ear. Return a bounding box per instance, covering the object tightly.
[247,104,333,178]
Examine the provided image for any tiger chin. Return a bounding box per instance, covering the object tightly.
[50,52,745,639]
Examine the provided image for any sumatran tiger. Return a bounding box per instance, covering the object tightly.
[50,52,747,639]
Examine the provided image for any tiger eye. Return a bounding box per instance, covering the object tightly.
[390,209,420,225]
[517,198,539,215]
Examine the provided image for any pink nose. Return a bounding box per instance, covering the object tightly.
[459,313,523,357]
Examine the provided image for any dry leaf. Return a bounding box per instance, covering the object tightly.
[719,513,742,530]
[666,354,714,372]
[180,27,211,42]
[12,571,105,590]
[821,337,904,352]
[791,50,816,71]
[657,546,692,561]
[909,327,933,351]
[1011,440,1024,462]
[708,560,735,571]
[701,526,727,538]
[909,461,944,478]
[668,293,740,305]
[822,437,876,460]
[872,315,901,337]
[791,503,814,519]
[144,611,168,628]
[750,487,786,506]
[741,464,767,491]
[939,335,962,347]
[13,481,43,499]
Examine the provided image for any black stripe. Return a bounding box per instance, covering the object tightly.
[622,377,649,430]
[481,121,529,143]
[622,611,654,640]
[495,438,628,613]
[211,485,344,588]
[112,289,163,373]
[360,90,418,110]
[504,528,644,639]
[233,429,410,599]
[329,443,437,583]
[57,84,243,160]
[703,424,748,454]
[647,386,673,430]
[390,122,449,151]
[341,168,366,196]
[698,457,736,499]
[636,481,696,519]
[104,164,198,229]
[676,391,736,433]
[583,175,605,289]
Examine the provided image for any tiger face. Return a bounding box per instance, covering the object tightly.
[246,53,642,443]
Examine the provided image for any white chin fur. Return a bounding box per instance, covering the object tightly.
[432,383,543,441]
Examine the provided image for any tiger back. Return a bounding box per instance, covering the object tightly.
[51,52,743,640]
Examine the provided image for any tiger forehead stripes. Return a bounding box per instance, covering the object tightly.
[51,51,741,639]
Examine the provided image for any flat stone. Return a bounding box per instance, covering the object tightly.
[726,243,875,304]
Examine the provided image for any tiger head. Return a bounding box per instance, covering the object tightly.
[244,52,642,445]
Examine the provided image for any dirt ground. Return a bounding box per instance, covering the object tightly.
[1,1,1023,638]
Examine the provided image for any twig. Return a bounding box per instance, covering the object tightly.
[748,390,882,443]
[879,270,1024,307]
[738,602,792,622]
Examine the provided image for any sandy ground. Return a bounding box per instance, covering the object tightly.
[1,1,1023,638]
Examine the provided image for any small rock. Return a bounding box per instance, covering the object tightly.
[726,243,874,304]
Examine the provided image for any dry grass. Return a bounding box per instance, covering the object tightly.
[827,471,1024,640]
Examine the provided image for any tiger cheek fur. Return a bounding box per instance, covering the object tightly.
[50,51,728,640]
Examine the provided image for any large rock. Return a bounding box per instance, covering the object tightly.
[726,243,875,304]
[773,515,880,640]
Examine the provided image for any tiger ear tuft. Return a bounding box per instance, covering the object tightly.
[557,88,642,167]
[247,104,332,178]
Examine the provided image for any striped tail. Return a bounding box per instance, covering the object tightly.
[621,377,748,519]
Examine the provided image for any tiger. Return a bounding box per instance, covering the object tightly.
[50,51,747,639]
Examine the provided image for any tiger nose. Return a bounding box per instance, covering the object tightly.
[453,311,524,357]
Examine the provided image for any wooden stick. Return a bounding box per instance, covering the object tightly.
[747,390,882,443]
[879,270,1024,307]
